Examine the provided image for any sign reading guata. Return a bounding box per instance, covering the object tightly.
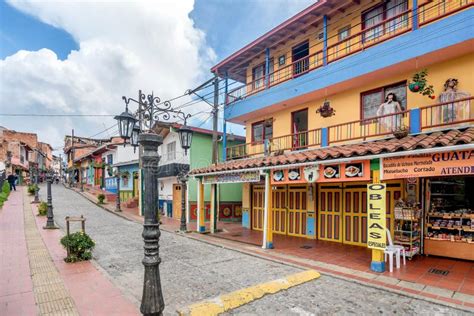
[367,183,387,250]
[381,150,474,180]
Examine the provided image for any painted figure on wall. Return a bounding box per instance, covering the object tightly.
[376,92,403,131]
[438,78,471,123]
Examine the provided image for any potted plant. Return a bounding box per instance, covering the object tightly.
[60,231,95,263]
[409,69,435,99]
[97,193,106,204]
[316,100,336,118]
[107,165,113,177]
[393,125,409,139]
[37,201,48,216]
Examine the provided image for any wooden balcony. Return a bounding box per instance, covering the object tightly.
[226,0,473,105]
[225,97,473,160]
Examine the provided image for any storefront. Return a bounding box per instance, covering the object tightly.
[191,128,474,260]
[382,149,474,261]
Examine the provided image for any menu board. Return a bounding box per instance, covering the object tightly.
[271,160,370,184]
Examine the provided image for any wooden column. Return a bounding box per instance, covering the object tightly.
[262,171,273,249]
[210,183,217,234]
[197,178,205,233]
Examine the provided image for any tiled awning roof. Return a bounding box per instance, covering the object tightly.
[190,127,474,175]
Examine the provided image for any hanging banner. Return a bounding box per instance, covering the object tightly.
[381,150,474,180]
[202,171,260,184]
[367,183,387,250]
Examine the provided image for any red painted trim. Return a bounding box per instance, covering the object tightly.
[210,0,328,72]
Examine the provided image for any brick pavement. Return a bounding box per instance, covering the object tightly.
[0,187,139,316]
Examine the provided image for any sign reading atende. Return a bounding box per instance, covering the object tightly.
[367,183,386,250]
[381,150,474,180]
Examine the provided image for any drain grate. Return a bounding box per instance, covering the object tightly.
[300,245,313,249]
[428,268,449,276]
[231,234,242,237]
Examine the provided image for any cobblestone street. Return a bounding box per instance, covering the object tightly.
[40,184,469,315]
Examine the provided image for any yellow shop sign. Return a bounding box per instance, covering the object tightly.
[367,183,387,250]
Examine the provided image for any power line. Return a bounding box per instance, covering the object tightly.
[0,113,115,117]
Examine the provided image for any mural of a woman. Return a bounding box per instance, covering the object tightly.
[438,78,470,123]
[376,92,403,131]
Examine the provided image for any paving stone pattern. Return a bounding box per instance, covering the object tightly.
[40,185,468,315]
[23,190,78,315]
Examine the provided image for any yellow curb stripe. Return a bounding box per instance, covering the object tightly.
[178,270,320,316]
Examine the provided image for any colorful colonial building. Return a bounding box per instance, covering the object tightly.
[191,0,474,268]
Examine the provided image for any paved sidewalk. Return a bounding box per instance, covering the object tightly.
[0,189,37,315]
[0,187,139,316]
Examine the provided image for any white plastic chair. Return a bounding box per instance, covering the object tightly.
[384,229,406,273]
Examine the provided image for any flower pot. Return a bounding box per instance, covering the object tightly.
[409,81,425,93]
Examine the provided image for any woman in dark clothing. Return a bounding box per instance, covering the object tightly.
[7,173,17,191]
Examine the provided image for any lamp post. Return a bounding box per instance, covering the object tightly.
[80,167,84,192]
[33,166,40,203]
[44,170,58,229]
[116,91,193,315]
[178,172,188,232]
[115,169,121,212]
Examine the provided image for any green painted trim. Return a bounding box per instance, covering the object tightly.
[370,159,380,171]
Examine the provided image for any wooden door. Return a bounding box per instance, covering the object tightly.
[251,185,264,231]
[318,184,343,242]
[173,184,182,220]
[343,183,368,246]
[287,186,308,237]
[272,186,287,235]
[133,172,139,197]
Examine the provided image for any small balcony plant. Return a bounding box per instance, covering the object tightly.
[409,69,435,99]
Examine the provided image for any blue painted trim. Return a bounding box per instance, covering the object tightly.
[323,15,328,66]
[409,108,421,134]
[242,210,250,228]
[370,260,386,273]
[225,10,473,121]
[306,216,315,236]
[266,241,274,249]
[321,127,328,147]
[412,0,419,31]
[199,226,206,233]
[265,48,270,88]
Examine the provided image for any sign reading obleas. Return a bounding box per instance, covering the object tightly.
[367,183,387,250]
[381,149,474,180]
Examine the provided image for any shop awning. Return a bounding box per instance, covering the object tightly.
[190,127,474,176]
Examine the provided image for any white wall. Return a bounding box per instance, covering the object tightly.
[158,130,190,165]
[159,176,177,201]
[115,145,138,164]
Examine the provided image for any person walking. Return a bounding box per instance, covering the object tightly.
[7,173,17,191]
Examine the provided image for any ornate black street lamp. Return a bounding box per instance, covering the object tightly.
[33,166,40,203]
[116,91,192,316]
[178,172,188,232]
[115,169,121,212]
[44,170,58,229]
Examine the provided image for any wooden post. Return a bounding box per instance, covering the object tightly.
[262,171,273,249]
[370,168,385,272]
[210,183,216,234]
[197,178,205,233]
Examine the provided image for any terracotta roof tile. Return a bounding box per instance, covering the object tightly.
[190,127,474,175]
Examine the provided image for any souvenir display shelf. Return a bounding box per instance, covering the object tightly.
[394,206,421,259]
[424,179,474,261]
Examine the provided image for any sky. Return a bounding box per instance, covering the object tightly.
[0,0,314,152]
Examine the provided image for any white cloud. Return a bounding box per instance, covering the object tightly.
[0,0,216,151]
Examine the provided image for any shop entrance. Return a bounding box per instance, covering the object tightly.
[318,181,402,246]
[251,184,308,237]
[252,185,264,231]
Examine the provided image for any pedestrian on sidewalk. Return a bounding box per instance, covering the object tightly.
[7,173,17,191]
